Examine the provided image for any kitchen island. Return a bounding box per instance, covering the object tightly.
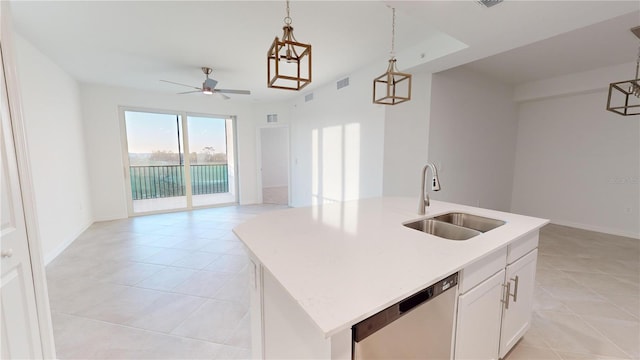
[233,197,549,359]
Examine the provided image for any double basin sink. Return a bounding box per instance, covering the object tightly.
[403,212,505,240]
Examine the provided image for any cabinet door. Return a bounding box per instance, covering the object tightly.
[455,269,505,360]
[499,249,538,358]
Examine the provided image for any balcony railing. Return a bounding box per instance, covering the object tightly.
[130,164,228,200]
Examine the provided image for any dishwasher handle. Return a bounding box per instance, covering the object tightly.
[399,287,433,313]
[399,272,457,314]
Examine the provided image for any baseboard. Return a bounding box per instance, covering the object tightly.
[44,220,93,265]
[550,219,640,240]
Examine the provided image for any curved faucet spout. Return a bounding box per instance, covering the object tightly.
[418,163,441,215]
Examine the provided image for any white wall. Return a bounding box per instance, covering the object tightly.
[80,84,261,221]
[260,127,289,188]
[428,66,518,211]
[512,73,639,238]
[288,63,385,207]
[14,35,93,262]
[514,62,637,103]
[383,69,433,196]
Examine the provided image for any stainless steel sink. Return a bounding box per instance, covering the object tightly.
[403,219,481,240]
[403,212,505,240]
[432,212,505,233]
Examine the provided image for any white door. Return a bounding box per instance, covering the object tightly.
[499,250,538,358]
[260,127,289,205]
[455,269,505,360]
[0,42,45,359]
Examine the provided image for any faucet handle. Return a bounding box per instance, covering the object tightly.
[425,193,430,207]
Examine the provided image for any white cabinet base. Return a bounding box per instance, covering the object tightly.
[249,257,350,359]
[499,249,538,358]
[454,269,505,360]
[455,233,540,360]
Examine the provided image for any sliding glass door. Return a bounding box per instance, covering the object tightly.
[122,109,237,215]
[186,115,236,207]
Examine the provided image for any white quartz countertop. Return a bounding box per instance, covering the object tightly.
[233,197,549,338]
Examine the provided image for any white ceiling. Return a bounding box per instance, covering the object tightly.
[9,1,640,102]
[463,11,640,85]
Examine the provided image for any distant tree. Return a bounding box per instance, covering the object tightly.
[203,146,215,154]
[201,146,216,163]
[149,150,179,164]
[213,153,227,163]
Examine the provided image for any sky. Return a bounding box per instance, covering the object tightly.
[124,111,227,154]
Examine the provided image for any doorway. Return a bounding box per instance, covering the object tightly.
[121,109,238,215]
[259,126,289,205]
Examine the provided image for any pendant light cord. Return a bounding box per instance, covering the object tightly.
[284,0,292,25]
[635,46,640,78]
[390,7,396,58]
[633,46,640,95]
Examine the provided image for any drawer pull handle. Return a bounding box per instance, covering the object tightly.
[511,276,519,303]
[501,282,511,309]
[1,249,13,258]
[502,276,519,310]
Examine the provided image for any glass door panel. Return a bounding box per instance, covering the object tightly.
[124,111,187,213]
[186,115,236,207]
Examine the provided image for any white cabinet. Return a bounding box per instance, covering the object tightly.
[454,232,539,360]
[455,269,505,360]
[499,249,538,358]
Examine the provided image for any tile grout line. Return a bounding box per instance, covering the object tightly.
[539,258,636,358]
[569,311,635,359]
[52,310,231,349]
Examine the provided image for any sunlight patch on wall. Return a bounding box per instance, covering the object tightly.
[310,123,361,233]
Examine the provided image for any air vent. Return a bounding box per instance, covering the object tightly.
[267,114,278,123]
[337,77,350,90]
[305,93,314,102]
[478,0,503,8]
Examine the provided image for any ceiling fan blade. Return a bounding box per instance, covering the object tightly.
[216,93,231,100]
[215,89,251,95]
[177,90,202,94]
[160,79,200,90]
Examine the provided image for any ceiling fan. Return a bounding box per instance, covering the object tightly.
[160,67,251,99]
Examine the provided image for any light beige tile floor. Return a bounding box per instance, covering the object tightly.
[47,206,639,359]
[504,224,639,360]
[46,204,286,359]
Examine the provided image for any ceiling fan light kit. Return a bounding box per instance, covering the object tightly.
[201,67,217,95]
[606,26,640,116]
[373,7,412,105]
[267,0,312,91]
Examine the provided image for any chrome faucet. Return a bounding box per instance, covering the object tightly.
[418,163,441,215]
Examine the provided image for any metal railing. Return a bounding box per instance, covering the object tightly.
[130,164,228,200]
[191,164,229,195]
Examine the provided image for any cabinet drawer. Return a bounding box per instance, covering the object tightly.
[459,247,507,293]
[507,231,539,264]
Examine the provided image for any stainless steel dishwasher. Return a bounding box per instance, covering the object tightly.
[352,273,458,359]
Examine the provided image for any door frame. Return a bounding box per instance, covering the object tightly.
[256,124,291,206]
[118,106,239,216]
[1,2,56,357]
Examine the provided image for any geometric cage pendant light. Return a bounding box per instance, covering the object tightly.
[267,0,312,91]
[373,7,412,105]
[606,26,640,116]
